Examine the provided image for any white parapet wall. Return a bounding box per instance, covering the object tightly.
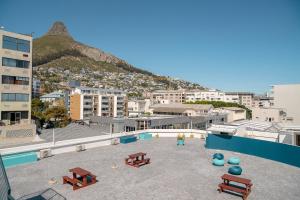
[0,129,207,157]
[134,129,206,139]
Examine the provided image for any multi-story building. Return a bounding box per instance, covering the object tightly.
[271,84,300,124]
[252,107,287,123]
[225,92,254,108]
[252,96,274,108]
[150,89,186,104]
[0,29,36,137]
[185,89,240,103]
[32,78,41,98]
[128,99,151,117]
[69,87,128,120]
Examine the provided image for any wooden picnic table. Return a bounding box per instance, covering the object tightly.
[218,174,253,200]
[63,167,97,190]
[125,152,150,168]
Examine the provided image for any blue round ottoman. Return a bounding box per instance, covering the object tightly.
[213,158,225,166]
[228,166,242,175]
[228,157,240,165]
[213,153,224,160]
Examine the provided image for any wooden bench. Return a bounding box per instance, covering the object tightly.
[63,176,80,190]
[125,152,150,168]
[218,174,252,199]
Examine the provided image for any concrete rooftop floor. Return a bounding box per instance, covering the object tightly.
[6,138,300,200]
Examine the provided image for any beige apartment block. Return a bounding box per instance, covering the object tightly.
[225,92,254,108]
[69,87,128,120]
[0,29,35,137]
[271,84,300,124]
[150,89,186,104]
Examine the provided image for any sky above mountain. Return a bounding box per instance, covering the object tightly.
[1,0,300,93]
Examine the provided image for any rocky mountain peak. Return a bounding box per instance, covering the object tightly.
[46,21,72,38]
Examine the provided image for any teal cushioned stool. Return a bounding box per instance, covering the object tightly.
[213,153,224,160]
[228,157,240,165]
[212,158,225,166]
[228,166,242,175]
[139,133,152,140]
[177,139,185,145]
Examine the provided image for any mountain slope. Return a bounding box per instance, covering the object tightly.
[33,21,204,94]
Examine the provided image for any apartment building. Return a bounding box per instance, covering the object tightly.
[252,96,274,108]
[0,29,36,137]
[252,107,287,123]
[150,89,186,104]
[185,89,241,103]
[271,84,300,124]
[225,92,254,108]
[128,99,151,117]
[69,87,128,120]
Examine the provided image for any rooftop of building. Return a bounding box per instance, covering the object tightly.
[74,87,125,94]
[225,92,255,96]
[40,91,65,99]
[6,138,300,200]
[0,29,33,38]
[218,107,246,111]
[150,103,213,112]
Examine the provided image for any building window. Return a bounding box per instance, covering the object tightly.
[1,111,28,119]
[2,75,29,85]
[2,57,30,69]
[1,93,29,102]
[2,36,30,52]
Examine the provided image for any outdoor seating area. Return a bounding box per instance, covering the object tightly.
[5,138,300,200]
[125,152,150,168]
[218,174,253,200]
[63,167,97,190]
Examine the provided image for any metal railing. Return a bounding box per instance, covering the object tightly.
[0,154,12,200]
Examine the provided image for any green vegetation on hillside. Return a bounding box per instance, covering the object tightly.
[186,100,252,119]
[36,55,124,73]
[33,35,75,65]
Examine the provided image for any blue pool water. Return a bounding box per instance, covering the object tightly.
[2,152,38,168]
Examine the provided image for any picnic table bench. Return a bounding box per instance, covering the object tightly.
[63,167,97,190]
[125,152,150,168]
[218,174,252,200]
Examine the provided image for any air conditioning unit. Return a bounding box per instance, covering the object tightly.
[40,149,52,159]
[75,144,86,152]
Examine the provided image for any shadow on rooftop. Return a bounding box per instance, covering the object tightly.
[17,188,66,200]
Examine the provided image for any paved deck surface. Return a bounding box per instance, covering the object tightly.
[7,138,300,200]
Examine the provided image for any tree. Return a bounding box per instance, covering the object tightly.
[44,106,70,127]
[31,98,47,128]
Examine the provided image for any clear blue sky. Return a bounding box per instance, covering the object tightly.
[1,0,300,94]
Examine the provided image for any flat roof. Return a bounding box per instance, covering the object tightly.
[151,103,213,112]
[6,138,300,200]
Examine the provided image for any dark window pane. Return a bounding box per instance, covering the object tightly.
[2,36,30,52]
[2,57,29,69]
[21,111,28,119]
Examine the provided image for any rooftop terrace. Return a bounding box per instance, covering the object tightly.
[6,138,300,200]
